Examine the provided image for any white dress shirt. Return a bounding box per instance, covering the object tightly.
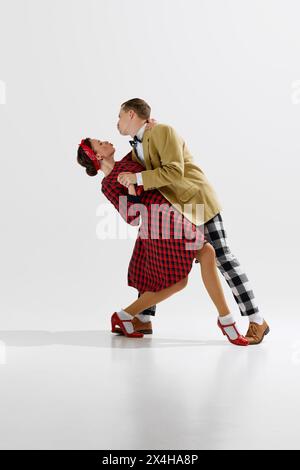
[134,123,147,186]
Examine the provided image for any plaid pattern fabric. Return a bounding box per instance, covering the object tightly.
[139,212,260,317]
[101,153,206,294]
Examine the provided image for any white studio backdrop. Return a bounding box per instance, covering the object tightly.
[0,0,299,331]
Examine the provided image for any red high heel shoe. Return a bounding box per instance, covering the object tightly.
[217,319,249,346]
[111,312,144,338]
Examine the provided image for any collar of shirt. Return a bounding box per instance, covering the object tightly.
[136,122,147,142]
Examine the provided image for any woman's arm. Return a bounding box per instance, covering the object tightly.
[120,184,143,225]
[127,183,143,201]
[128,183,137,196]
[102,181,143,226]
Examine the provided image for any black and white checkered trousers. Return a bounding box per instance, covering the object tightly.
[138,212,259,317]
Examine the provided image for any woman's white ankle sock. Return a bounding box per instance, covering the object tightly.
[218,313,238,340]
[117,309,134,334]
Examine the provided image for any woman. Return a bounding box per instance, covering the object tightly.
[77,138,248,346]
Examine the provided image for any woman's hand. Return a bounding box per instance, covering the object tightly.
[118,172,137,187]
[145,118,158,130]
[128,184,137,196]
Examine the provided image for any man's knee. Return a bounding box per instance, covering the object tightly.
[216,250,238,267]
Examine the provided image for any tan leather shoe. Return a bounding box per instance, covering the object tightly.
[245,320,270,345]
[113,316,153,335]
[132,316,153,334]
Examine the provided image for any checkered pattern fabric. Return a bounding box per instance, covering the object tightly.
[101,153,206,294]
[139,212,260,317]
[202,213,259,316]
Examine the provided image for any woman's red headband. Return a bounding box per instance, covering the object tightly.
[79,140,101,171]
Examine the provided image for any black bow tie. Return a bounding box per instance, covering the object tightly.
[129,135,142,148]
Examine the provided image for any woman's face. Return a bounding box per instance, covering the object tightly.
[89,139,115,161]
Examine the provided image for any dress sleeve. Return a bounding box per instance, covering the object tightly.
[101,180,143,226]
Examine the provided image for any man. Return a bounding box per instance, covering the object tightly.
[116,98,269,345]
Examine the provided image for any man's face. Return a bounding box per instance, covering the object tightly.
[117,108,133,136]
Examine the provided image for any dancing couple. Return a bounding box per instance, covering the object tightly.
[77,98,270,346]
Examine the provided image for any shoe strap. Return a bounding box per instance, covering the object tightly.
[115,313,133,324]
[221,322,236,328]
[220,321,242,337]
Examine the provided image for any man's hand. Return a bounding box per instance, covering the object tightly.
[145,118,158,130]
[118,172,137,187]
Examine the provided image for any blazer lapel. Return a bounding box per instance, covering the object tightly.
[142,129,152,169]
[131,147,139,162]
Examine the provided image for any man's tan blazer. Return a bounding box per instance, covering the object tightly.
[131,124,222,225]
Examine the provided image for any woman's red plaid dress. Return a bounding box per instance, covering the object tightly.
[101,152,207,294]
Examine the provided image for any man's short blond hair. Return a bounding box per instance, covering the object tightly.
[121,98,151,120]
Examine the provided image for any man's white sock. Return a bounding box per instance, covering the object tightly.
[117,309,134,334]
[136,313,151,323]
[218,313,238,340]
[248,312,264,325]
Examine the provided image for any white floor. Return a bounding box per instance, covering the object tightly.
[0,309,299,450]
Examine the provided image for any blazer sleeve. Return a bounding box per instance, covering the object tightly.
[140,125,185,190]
[101,181,143,226]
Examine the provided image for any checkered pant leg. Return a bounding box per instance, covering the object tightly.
[137,292,156,317]
[204,213,259,317]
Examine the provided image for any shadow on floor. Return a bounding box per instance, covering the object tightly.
[0,330,228,349]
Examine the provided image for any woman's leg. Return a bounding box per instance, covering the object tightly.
[196,243,230,317]
[123,276,188,316]
[196,243,248,345]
